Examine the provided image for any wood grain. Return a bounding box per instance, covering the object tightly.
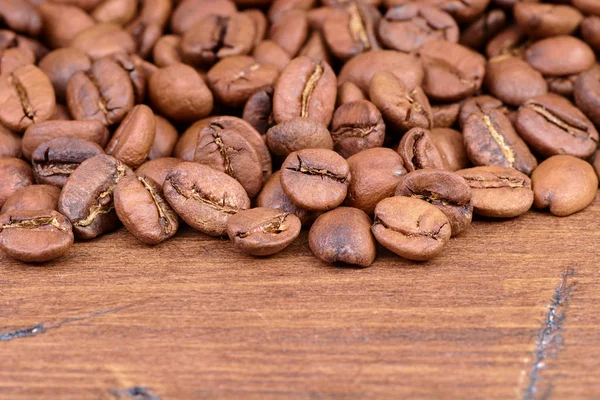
[1,193,599,399]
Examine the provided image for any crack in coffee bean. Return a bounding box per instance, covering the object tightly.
[332,124,375,139]
[527,103,594,141]
[85,71,111,123]
[462,175,526,189]
[211,16,230,55]
[482,114,515,167]
[407,188,463,207]
[300,62,324,118]
[211,134,236,178]
[1,215,65,232]
[35,163,79,177]
[9,73,35,122]
[229,64,260,84]
[138,176,175,235]
[287,155,348,183]
[235,212,290,238]
[167,178,241,215]
[348,2,371,51]
[373,217,448,240]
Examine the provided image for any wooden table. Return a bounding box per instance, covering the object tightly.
[1,193,599,400]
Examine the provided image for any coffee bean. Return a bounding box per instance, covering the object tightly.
[378,3,458,53]
[71,23,136,60]
[256,170,312,225]
[110,52,147,104]
[431,102,460,129]
[514,3,583,38]
[581,16,600,53]
[330,100,385,158]
[38,3,96,49]
[398,127,446,172]
[423,0,489,24]
[226,207,301,256]
[531,155,598,217]
[372,196,451,261]
[345,147,406,215]
[525,35,595,76]
[153,34,183,67]
[0,209,73,263]
[253,40,291,73]
[0,0,42,37]
[0,125,21,158]
[574,66,600,127]
[0,64,55,132]
[105,105,156,169]
[163,161,251,236]
[242,87,275,135]
[171,0,237,35]
[149,63,214,122]
[38,48,92,102]
[58,154,132,239]
[299,31,331,64]
[456,166,533,218]
[1,185,61,214]
[309,207,376,267]
[369,71,432,132]
[460,8,506,51]
[546,74,577,99]
[485,56,548,107]
[273,56,337,126]
[280,148,350,211]
[0,30,35,75]
[269,9,309,57]
[337,81,365,106]
[0,158,34,208]
[125,0,172,58]
[32,138,105,188]
[22,120,110,160]
[486,25,530,59]
[149,115,178,160]
[572,0,600,16]
[92,0,138,25]
[267,117,333,157]
[459,95,507,129]
[463,109,537,175]
[136,157,182,189]
[516,94,599,159]
[268,0,314,22]
[244,9,267,47]
[395,170,472,236]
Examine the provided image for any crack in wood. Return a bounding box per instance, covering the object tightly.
[109,386,161,400]
[523,268,576,400]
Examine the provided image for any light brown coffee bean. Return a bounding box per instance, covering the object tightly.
[136,157,182,189]
[337,81,365,106]
[398,127,446,172]
[253,40,292,73]
[330,100,385,158]
[106,105,156,169]
[70,23,136,60]
[429,128,470,172]
[149,115,178,160]
[38,3,95,49]
[267,117,333,157]
[0,158,34,208]
[256,170,311,225]
[0,125,21,158]
[1,185,61,214]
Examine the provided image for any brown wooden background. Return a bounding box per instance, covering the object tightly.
[1,193,599,399]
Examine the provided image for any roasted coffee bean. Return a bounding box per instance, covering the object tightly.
[256,170,311,225]
[110,52,147,104]
[38,3,95,49]
[463,109,537,175]
[267,117,333,157]
[0,158,34,208]
[226,207,301,256]
[149,63,214,123]
[307,6,335,31]
[459,95,507,129]
[337,81,366,105]
[299,31,331,64]
[0,125,21,158]
[0,209,73,263]
[70,23,136,60]
[485,56,548,107]
[38,48,92,101]
[163,161,250,236]
[0,0,42,37]
[253,40,292,73]
[330,100,385,158]
[0,30,35,75]
[114,174,179,245]
[431,102,460,129]
[32,138,105,188]
[207,56,279,108]
[269,9,309,57]
[372,196,451,261]
[429,128,470,172]
[460,8,506,51]
[273,56,337,126]
[322,2,380,60]
[125,0,172,58]
[398,128,446,172]
[418,40,486,102]
[369,71,432,133]
[546,75,577,99]
[486,25,531,59]
[244,9,267,47]
[22,120,110,160]
[516,94,599,159]
[58,154,132,239]
[378,3,458,53]
[149,116,178,160]
[153,34,183,67]
[268,0,314,22]
[532,155,598,217]
[1,185,61,214]
[525,36,595,77]
[91,0,138,25]
[106,105,156,169]
[574,66,600,127]
[395,170,472,236]
[136,157,182,189]
[581,16,600,53]
[514,3,582,38]
[338,50,423,94]
[572,0,600,16]
[66,57,134,126]
[242,87,275,135]
[0,65,55,133]
[422,0,489,24]
[309,207,376,267]
[170,0,237,35]
[456,166,533,218]
[345,147,406,215]
[280,148,350,211]
[180,13,255,68]
[15,35,47,63]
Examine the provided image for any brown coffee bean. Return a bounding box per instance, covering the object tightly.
[0,125,21,158]
[0,30,35,75]
[244,9,267,47]
[269,9,309,57]
[463,109,537,175]
[395,169,472,236]
[22,120,110,160]
[581,16,600,53]
[459,95,507,129]
[164,161,250,236]
[431,102,460,129]
[38,48,92,102]
[486,25,531,59]
[70,23,136,60]
[307,6,333,31]
[0,158,34,208]
[398,128,446,172]
[207,56,279,108]
[330,100,385,158]
[38,3,95,49]
[372,196,451,261]
[525,36,595,77]
[125,0,172,58]
[153,35,183,68]
[418,40,486,102]
[573,0,600,16]
[268,0,314,22]
[546,74,577,99]
[516,94,599,159]
[110,52,147,104]
[485,56,548,107]
[273,56,337,126]
[91,0,137,25]
[226,207,301,256]
[322,3,380,60]
[309,207,376,267]
[299,31,331,64]
[1,185,61,214]
[66,57,135,126]
[457,166,533,218]
[337,81,366,106]
[429,128,470,172]
[532,155,598,217]
[514,3,582,38]
[256,170,311,225]
[114,174,179,245]
[378,3,458,53]
[32,137,105,188]
[149,63,214,123]
[267,117,333,157]
[14,35,47,63]
[43,0,104,11]
[422,0,489,24]
[136,157,182,189]
[460,9,506,51]
[106,105,156,169]
[345,147,406,215]
[253,41,291,73]
[369,71,432,133]
[149,116,178,160]
[0,0,42,37]
[280,148,350,211]
[242,87,275,135]
[0,209,73,263]
[0,65,55,133]
[574,66,600,127]
[170,0,237,35]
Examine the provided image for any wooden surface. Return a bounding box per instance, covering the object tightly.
[1,193,600,400]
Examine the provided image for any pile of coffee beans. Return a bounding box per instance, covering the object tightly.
[1,0,599,265]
